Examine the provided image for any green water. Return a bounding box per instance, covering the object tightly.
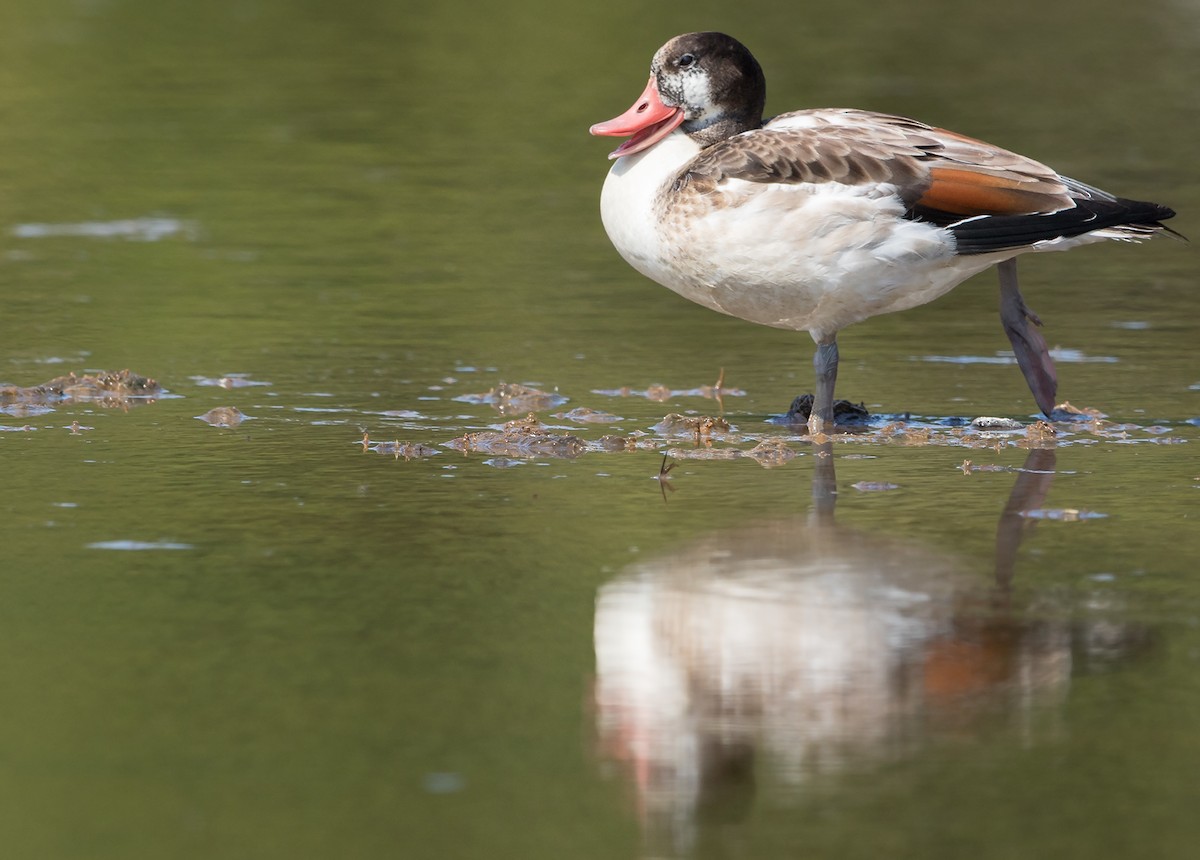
[1,1,1198,857]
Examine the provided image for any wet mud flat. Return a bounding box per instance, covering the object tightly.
[361,380,1195,466]
[2,370,1192,465]
[0,370,163,427]
[0,369,161,407]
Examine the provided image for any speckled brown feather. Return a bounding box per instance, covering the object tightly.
[672,109,1075,219]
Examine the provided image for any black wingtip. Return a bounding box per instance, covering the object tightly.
[948,195,1178,256]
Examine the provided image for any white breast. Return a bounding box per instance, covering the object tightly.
[599,133,703,283]
[599,131,1007,342]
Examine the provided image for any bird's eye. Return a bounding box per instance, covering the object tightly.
[678,53,696,69]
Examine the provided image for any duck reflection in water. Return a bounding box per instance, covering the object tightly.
[592,447,1148,858]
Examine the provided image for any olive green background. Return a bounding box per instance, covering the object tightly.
[1,1,1197,857]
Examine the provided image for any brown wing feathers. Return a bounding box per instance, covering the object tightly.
[910,131,1175,252]
[917,167,1071,218]
[678,110,1175,254]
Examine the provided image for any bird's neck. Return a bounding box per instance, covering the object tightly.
[683,110,762,148]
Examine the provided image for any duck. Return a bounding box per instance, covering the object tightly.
[589,32,1177,433]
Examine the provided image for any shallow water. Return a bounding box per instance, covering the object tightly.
[1,1,1199,858]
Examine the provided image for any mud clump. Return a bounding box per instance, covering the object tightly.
[0,370,162,408]
[456,382,568,416]
[446,414,587,459]
[745,437,797,467]
[596,434,639,452]
[367,440,441,460]
[651,413,734,440]
[553,407,624,424]
[1021,420,1058,447]
[593,370,746,403]
[664,437,797,468]
[196,406,248,428]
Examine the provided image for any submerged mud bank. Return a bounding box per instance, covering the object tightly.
[363,381,1192,467]
[0,370,163,418]
[0,370,161,406]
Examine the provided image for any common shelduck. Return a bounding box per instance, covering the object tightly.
[590,32,1177,432]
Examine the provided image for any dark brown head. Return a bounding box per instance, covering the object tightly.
[651,33,766,146]
[590,32,766,158]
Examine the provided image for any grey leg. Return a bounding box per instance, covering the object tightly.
[998,258,1058,417]
[810,337,839,435]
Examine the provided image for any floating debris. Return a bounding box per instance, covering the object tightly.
[665,446,743,461]
[1049,401,1107,422]
[356,374,1196,468]
[662,437,796,468]
[191,374,272,389]
[455,382,568,415]
[196,406,248,427]
[1143,435,1189,445]
[0,370,162,408]
[483,457,525,469]
[651,413,734,440]
[445,414,586,459]
[553,407,624,424]
[684,368,745,400]
[886,424,932,446]
[594,434,651,452]
[744,437,797,467]
[958,460,1015,475]
[357,404,1195,467]
[593,371,746,402]
[1022,420,1058,446]
[596,383,674,402]
[367,440,441,460]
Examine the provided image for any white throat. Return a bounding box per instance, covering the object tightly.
[599,132,702,281]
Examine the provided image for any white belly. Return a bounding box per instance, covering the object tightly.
[599,134,1007,342]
